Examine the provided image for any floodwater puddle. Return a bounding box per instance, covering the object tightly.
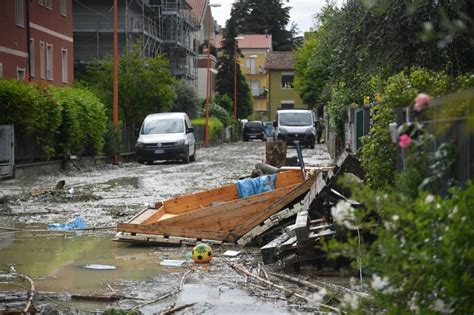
[0,223,177,295]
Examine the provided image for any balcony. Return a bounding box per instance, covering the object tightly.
[252,88,267,98]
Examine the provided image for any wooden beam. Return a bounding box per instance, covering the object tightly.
[116,223,229,241]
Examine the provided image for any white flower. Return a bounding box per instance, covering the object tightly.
[432,298,451,313]
[448,206,458,219]
[425,194,435,203]
[331,200,356,229]
[342,293,360,310]
[371,274,389,290]
[400,237,406,247]
[392,214,400,221]
[384,221,395,230]
[409,292,420,312]
[384,286,396,294]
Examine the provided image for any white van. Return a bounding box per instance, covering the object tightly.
[135,112,196,164]
[273,109,317,148]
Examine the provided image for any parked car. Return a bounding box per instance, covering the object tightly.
[243,121,267,142]
[273,109,316,148]
[135,112,196,164]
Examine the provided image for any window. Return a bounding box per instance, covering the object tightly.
[0,63,3,77]
[15,0,24,27]
[29,38,35,77]
[45,0,52,9]
[46,44,53,80]
[39,0,43,6]
[61,49,68,83]
[250,80,260,96]
[281,72,295,89]
[246,58,256,75]
[17,67,26,80]
[40,41,45,79]
[60,0,67,16]
[280,101,295,109]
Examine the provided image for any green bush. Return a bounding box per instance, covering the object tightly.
[361,68,454,190]
[360,104,396,189]
[50,86,107,155]
[0,79,61,157]
[192,117,224,142]
[0,79,106,158]
[325,179,474,314]
[382,68,449,109]
[209,102,231,127]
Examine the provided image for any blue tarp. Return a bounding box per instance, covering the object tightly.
[236,174,276,198]
[47,216,88,231]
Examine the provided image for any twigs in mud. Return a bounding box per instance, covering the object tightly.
[268,271,369,299]
[5,282,72,312]
[9,267,35,313]
[132,269,194,310]
[160,302,195,315]
[228,263,341,313]
[179,269,193,290]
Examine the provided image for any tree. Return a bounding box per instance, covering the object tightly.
[216,5,253,119]
[230,0,298,51]
[294,5,343,115]
[296,0,474,140]
[171,80,200,119]
[83,45,177,126]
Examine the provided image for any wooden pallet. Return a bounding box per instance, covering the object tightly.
[114,231,224,246]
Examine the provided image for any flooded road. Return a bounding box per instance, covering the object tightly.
[0,142,334,313]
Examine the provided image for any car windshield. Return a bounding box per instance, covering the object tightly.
[279,112,312,126]
[142,118,184,134]
[246,122,262,129]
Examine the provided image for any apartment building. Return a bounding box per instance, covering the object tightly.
[189,0,219,99]
[73,0,198,81]
[0,0,74,85]
[265,51,305,120]
[215,33,273,119]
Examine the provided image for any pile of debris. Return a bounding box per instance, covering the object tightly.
[257,151,364,272]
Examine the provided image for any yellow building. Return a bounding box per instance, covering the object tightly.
[216,34,273,119]
[264,51,305,121]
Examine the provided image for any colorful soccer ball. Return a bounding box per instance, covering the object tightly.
[192,243,213,263]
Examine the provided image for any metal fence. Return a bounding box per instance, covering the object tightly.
[394,97,473,185]
[343,94,473,185]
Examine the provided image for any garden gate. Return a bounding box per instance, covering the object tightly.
[0,125,14,179]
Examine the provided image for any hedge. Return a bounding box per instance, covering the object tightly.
[0,79,107,158]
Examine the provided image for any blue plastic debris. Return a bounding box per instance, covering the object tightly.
[47,216,88,231]
[236,174,276,198]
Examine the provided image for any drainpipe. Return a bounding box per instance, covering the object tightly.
[26,0,32,81]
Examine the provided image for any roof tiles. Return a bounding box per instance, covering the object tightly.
[264,51,295,70]
[215,34,272,49]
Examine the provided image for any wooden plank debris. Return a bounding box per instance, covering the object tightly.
[260,151,363,272]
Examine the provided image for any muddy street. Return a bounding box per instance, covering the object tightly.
[0,141,334,314]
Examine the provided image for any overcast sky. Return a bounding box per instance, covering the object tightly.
[210,0,335,35]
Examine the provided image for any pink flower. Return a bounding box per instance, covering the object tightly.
[399,134,412,148]
[414,93,431,112]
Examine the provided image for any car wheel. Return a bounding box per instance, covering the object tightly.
[137,158,146,164]
[190,146,196,162]
[182,147,190,164]
[310,142,315,149]
[243,137,249,142]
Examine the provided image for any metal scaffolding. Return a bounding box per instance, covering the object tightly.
[74,0,198,81]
